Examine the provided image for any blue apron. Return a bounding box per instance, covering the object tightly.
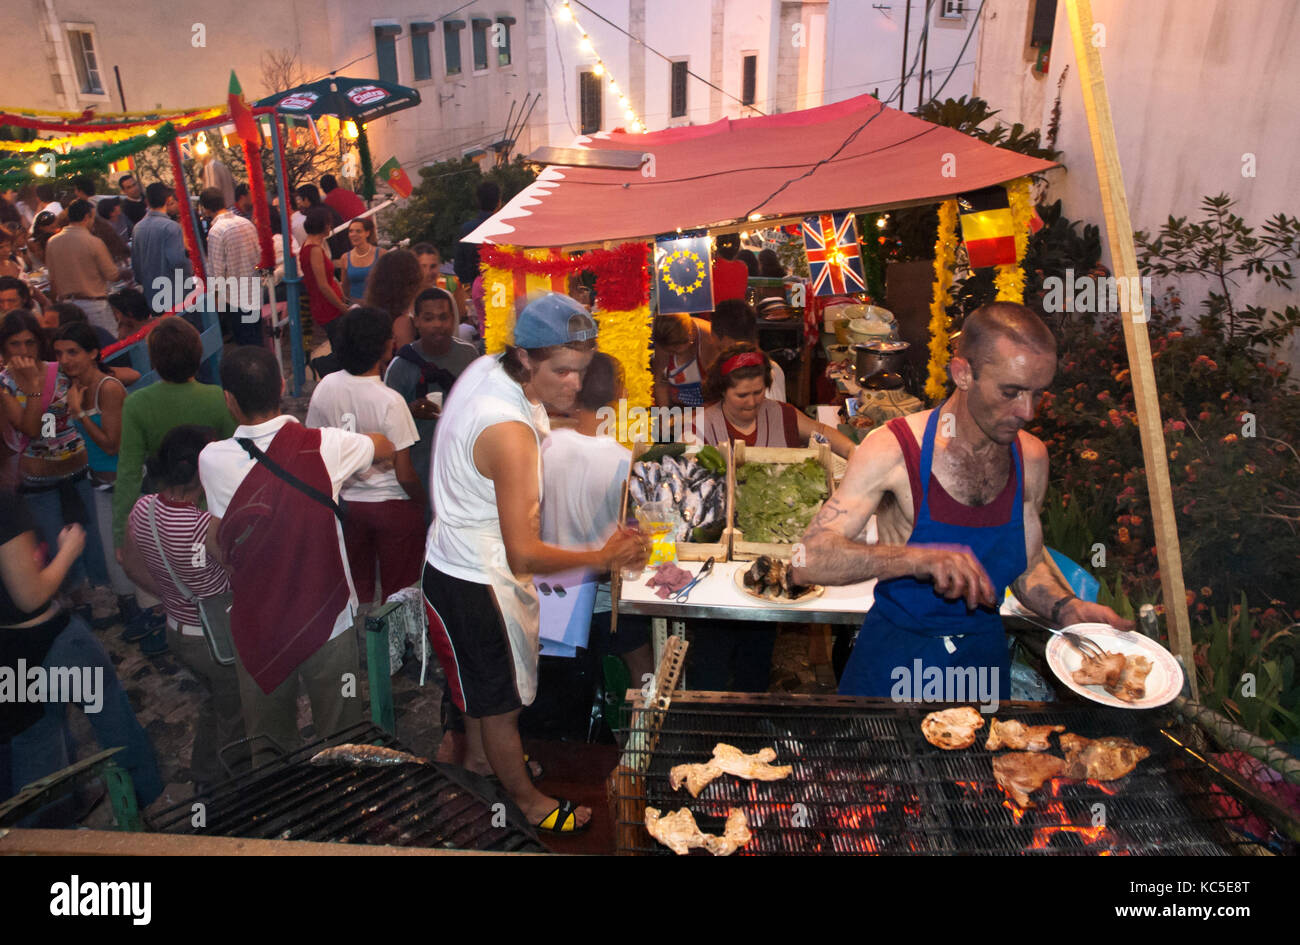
[839,408,1026,699]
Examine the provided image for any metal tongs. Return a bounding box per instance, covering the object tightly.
[667,557,715,603]
[1016,612,1108,662]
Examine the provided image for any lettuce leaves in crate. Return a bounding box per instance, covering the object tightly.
[734,458,829,543]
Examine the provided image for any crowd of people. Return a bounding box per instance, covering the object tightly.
[2,165,1120,841]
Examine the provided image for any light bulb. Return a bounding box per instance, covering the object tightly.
[592,62,604,76]
[557,3,573,22]
[579,36,594,53]
[624,108,635,120]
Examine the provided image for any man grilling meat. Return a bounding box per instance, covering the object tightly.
[794,302,1131,699]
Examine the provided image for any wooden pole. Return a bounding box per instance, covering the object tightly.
[1063,0,1196,697]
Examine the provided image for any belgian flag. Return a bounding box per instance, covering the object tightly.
[957,186,1017,268]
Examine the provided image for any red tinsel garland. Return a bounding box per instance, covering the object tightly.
[167,139,205,282]
[241,137,274,270]
[479,242,649,311]
[0,105,276,135]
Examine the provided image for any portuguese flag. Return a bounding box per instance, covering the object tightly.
[228,70,260,145]
[957,186,1017,269]
[377,156,413,198]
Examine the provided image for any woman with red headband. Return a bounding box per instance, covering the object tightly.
[693,343,855,457]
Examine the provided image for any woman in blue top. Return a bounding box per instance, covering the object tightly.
[53,321,138,629]
[340,216,384,302]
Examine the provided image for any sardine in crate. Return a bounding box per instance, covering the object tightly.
[623,440,733,563]
[729,441,836,561]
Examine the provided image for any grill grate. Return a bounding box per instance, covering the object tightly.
[149,722,547,853]
[612,695,1255,856]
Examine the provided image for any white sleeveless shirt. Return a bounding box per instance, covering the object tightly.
[425,355,549,583]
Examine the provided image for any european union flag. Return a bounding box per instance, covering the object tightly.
[654,234,714,315]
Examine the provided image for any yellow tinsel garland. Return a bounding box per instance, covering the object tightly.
[994,176,1032,303]
[926,198,960,403]
[482,263,515,355]
[480,246,654,450]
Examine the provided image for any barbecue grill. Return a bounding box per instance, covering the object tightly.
[149,721,548,853]
[609,641,1278,855]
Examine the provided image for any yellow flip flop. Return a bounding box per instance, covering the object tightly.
[536,798,589,834]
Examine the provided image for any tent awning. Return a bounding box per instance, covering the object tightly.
[466,94,1058,249]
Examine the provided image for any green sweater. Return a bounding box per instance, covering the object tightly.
[112,379,236,547]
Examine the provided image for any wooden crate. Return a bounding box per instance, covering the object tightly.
[729,440,835,561]
[622,441,732,563]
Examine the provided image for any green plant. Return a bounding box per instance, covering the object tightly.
[1197,597,1300,742]
[386,156,537,258]
[1135,193,1300,348]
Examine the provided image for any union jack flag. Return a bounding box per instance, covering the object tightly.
[802,212,866,297]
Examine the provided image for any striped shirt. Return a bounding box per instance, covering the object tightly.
[127,494,230,628]
[205,211,261,311]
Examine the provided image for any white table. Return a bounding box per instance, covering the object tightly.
[618,560,876,670]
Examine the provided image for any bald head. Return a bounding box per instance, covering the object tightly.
[957,302,1056,375]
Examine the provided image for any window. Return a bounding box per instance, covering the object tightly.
[471,17,490,72]
[496,16,516,67]
[444,21,464,75]
[374,24,401,83]
[741,54,757,106]
[670,60,688,119]
[411,22,435,81]
[66,29,104,95]
[579,71,603,135]
[1029,0,1058,46]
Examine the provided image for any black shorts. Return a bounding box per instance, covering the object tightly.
[422,562,522,719]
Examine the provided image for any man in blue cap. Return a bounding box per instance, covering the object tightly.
[422,291,647,834]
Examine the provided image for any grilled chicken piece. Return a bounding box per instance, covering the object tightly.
[984,718,1066,752]
[992,752,1066,808]
[669,744,793,797]
[644,807,751,856]
[1109,655,1153,703]
[708,809,753,856]
[921,706,985,750]
[1059,733,1150,781]
[1071,651,1127,689]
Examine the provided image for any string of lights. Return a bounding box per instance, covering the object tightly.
[555,0,645,133]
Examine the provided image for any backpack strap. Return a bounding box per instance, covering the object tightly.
[236,437,346,524]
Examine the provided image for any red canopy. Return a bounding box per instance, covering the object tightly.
[467,94,1057,249]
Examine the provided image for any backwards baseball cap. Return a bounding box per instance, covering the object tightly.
[513,291,598,349]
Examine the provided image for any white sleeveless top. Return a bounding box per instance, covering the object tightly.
[425,355,549,583]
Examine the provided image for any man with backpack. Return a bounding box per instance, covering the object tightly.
[199,347,394,764]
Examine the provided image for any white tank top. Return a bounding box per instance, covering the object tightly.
[425,355,549,583]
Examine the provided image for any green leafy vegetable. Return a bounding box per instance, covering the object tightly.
[734,459,829,543]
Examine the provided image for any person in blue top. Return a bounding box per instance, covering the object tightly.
[338,216,384,302]
[53,321,141,632]
[795,303,1132,703]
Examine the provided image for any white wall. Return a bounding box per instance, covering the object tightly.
[974,0,1300,361]
[824,0,979,112]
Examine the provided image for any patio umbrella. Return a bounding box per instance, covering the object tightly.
[254,76,421,198]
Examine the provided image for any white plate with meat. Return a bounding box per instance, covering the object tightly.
[1045,623,1184,709]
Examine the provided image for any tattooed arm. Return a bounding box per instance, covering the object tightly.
[1011,433,1134,629]
[792,421,994,608]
